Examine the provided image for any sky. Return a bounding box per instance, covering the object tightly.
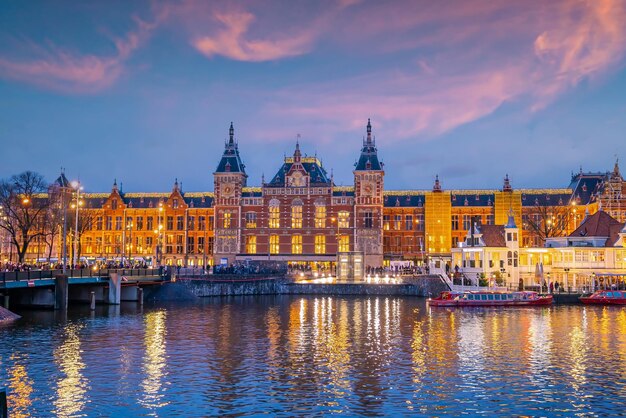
[1,0,625,193]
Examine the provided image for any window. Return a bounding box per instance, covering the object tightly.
[383,215,390,230]
[246,212,257,228]
[177,216,184,230]
[97,216,103,230]
[246,236,257,254]
[115,216,122,230]
[315,204,326,228]
[147,216,153,231]
[111,199,117,210]
[292,202,303,228]
[198,237,204,253]
[451,215,459,230]
[292,235,302,254]
[176,235,183,254]
[392,215,401,230]
[188,216,195,231]
[364,211,373,228]
[338,211,350,228]
[167,216,173,230]
[270,235,280,254]
[136,216,143,231]
[187,236,195,253]
[405,215,413,231]
[198,216,206,231]
[269,200,280,228]
[486,214,494,225]
[223,212,231,229]
[208,216,214,230]
[315,235,326,254]
[173,198,179,209]
[416,214,424,231]
[462,215,471,230]
[339,235,349,252]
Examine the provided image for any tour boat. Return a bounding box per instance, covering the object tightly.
[427,290,553,307]
[579,290,626,305]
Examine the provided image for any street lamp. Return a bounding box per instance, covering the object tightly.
[71,180,83,267]
[125,221,133,265]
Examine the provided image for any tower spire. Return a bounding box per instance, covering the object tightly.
[433,175,442,192]
[229,122,234,146]
[366,118,372,145]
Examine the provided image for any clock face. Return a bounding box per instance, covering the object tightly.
[361,181,375,196]
[222,183,235,197]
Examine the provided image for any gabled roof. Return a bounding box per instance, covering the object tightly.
[569,210,621,239]
[355,119,383,171]
[268,143,331,188]
[607,222,626,246]
[479,225,506,247]
[567,172,605,205]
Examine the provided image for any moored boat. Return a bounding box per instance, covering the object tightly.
[428,290,553,307]
[580,290,626,305]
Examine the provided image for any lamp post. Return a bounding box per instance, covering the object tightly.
[125,221,133,266]
[71,181,83,267]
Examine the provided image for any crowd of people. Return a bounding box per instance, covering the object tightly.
[0,260,152,272]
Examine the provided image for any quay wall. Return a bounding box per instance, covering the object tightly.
[146,275,449,300]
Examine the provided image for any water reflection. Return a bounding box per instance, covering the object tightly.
[6,354,33,418]
[140,310,168,412]
[3,298,626,416]
[53,322,88,417]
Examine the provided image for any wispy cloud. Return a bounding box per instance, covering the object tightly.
[0,7,167,93]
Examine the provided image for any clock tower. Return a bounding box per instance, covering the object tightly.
[213,122,247,265]
[354,119,384,267]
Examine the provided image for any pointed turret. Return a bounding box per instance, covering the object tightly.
[214,123,247,177]
[612,157,622,181]
[112,178,118,192]
[294,138,301,163]
[433,175,442,192]
[503,174,512,192]
[54,170,70,189]
[173,178,179,192]
[355,119,382,171]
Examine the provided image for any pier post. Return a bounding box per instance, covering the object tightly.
[107,273,121,305]
[54,275,68,310]
[90,291,96,310]
[137,287,144,306]
[3,295,8,310]
[1,386,7,418]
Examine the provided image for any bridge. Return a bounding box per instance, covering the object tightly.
[0,268,169,310]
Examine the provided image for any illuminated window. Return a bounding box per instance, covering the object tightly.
[315,204,326,228]
[246,236,257,254]
[292,235,302,254]
[269,199,280,228]
[270,235,280,254]
[292,200,303,228]
[394,215,402,230]
[223,212,231,229]
[315,235,326,254]
[338,235,349,252]
[246,212,257,228]
[338,211,350,228]
[115,216,122,230]
[383,215,390,230]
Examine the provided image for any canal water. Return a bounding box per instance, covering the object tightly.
[1,296,626,417]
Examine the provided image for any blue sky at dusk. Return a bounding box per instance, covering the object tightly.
[1,0,625,193]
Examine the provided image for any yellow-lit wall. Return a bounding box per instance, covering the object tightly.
[494,191,522,227]
[424,191,451,254]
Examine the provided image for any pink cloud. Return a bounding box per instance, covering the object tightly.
[192,10,313,62]
[0,7,167,93]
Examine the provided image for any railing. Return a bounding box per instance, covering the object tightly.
[0,268,163,283]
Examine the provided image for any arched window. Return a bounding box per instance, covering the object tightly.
[269,199,280,229]
[315,200,326,228]
[507,251,513,266]
[291,199,303,228]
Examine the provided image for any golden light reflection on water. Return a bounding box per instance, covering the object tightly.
[140,310,168,411]
[7,354,33,418]
[53,323,88,417]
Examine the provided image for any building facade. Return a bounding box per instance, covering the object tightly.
[6,123,626,272]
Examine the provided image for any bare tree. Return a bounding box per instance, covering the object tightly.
[41,193,64,263]
[0,171,51,263]
[68,208,101,261]
[523,204,570,245]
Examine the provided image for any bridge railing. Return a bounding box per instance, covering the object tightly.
[0,268,163,283]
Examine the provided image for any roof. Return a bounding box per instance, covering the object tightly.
[569,210,622,240]
[567,172,605,205]
[606,222,626,246]
[214,123,246,175]
[355,119,383,171]
[479,225,506,247]
[268,145,331,187]
[384,194,425,207]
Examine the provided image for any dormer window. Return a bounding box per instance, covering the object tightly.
[173,199,179,209]
[111,199,117,210]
